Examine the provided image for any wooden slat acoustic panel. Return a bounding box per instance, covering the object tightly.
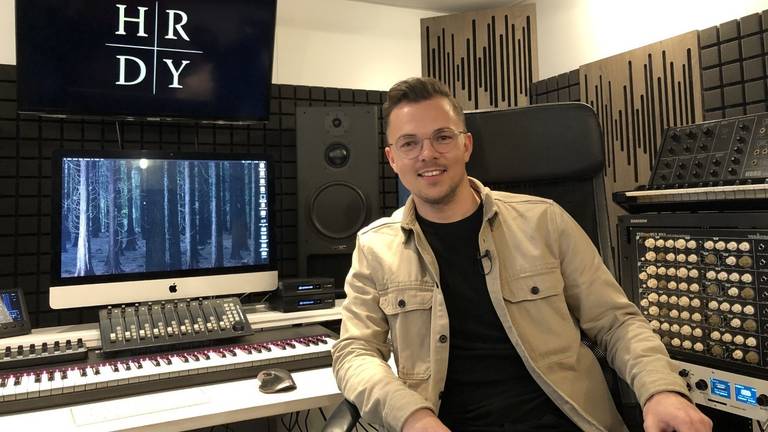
[579,31,701,267]
[421,4,537,111]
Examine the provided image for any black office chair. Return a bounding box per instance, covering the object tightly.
[323,102,642,432]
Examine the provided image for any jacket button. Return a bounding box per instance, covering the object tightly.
[439,334,448,343]
[530,286,540,295]
[397,299,406,308]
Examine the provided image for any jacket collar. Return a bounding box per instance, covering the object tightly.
[399,176,498,244]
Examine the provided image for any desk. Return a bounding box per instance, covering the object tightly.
[0,302,345,430]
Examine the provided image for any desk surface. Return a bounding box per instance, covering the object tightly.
[0,301,345,430]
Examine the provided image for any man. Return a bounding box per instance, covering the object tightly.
[331,77,712,432]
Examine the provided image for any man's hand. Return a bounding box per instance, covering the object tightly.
[402,408,450,432]
[643,391,712,432]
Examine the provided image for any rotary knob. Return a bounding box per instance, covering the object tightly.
[738,242,751,252]
[691,298,701,308]
[738,256,753,268]
[682,340,693,350]
[746,351,760,364]
[688,254,699,264]
[708,300,719,310]
[670,324,681,333]
[644,238,656,248]
[647,265,658,275]
[758,394,768,407]
[741,288,755,300]
[674,239,686,249]
[639,272,649,280]
[687,240,697,249]
[694,342,705,352]
[704,241,715,250]
[706,271,717,280]
[692,327,704,337]
[689,269,700,278]
[647,292,659,303]
[715,241,726,250]
[680,311,691,320]
[727,287,740,297]
[746,337,758,347]
[728,272,740,282]
[744,319,758,332]
[710,331,722,341]
[731,303,743,314]
[665,239,675,248]
[704,254,718,265]
[717,271,729,281]
[647,279,659,289]
[679,282,690,291]
[725,256,737,266]
[645,251,657,261]
[649,320,661,330]
[668,267,678,277]
[666,253,676,262]
[658,294,668,303]
[648,306,660,316]
[676,254,686,263]
[734,335,745,345]
[727,241,738,251]
[669,309,680,319]
[669,296,679,305]
[677,268,689,278]
[661,322,671,331]
[695,379,709,390]
[671,338,682,347]
[668,281,678,290]
[732,350,744,360]
[709,314,722,326]
[680,325,692,336]
[722,333,733,343]
[656,239,665,248]
[658,267,668,275]
[689,283,701,293]
[678,296,690,307]
[730,318,742,329]
[741,273,753,283]
[744,305,755,315]
[640,298,650,307]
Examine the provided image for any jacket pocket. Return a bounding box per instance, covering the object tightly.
[501,266,580,364]
[379,282,434,380]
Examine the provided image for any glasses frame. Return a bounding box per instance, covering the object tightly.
[388,128,468,160]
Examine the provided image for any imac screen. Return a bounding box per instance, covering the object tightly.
[50,150,277,308]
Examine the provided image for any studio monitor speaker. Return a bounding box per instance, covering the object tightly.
[296,106,380,294]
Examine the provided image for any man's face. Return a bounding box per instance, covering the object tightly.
[385,97,472,208]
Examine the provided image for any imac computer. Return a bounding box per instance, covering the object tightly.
[49,150,277,309]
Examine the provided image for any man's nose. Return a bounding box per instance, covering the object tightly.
[418,138,439,159]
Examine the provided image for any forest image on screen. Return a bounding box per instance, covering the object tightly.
[60,158,269,278]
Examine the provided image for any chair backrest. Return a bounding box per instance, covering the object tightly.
[465,102,614,274]
[466,102,643,430]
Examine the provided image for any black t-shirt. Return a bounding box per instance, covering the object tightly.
[417,204,579,431]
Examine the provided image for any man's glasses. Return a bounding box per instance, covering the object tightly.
[389,128,467,160]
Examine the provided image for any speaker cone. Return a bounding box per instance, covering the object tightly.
[310,182,367,239]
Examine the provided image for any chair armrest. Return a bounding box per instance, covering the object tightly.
[322,399,361,432]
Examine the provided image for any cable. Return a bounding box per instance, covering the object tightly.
[115,120,123,150]
[319,407,327,422]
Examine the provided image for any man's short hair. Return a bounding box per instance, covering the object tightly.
[383,77,465,131]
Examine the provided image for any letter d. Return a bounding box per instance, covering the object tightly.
[116,55,147,85]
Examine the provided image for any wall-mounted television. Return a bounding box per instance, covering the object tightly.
[50,150,277,309]
[15,0,277,123]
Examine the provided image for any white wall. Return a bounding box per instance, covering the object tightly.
[274,0,438,89]
[528,0,768,79]
[0,0,437,90]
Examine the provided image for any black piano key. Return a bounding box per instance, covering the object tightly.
[225,349,237,356]
[47,371,55,381]
[161,357,172,366]
[14,375,22,386]
[0,376,7,387]
[34,371,42,383]
[61,369,68,379]
[214,350,226,359]
[189,353,200,361]
[200,352,211,360]
[178,355,189,363]
[110,363,120,373]
[132,360,143,369]
[151,358,161,367]
[79,368,88,377]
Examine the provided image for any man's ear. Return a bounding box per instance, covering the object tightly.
[462,132,473,163]
[385,145,399,175]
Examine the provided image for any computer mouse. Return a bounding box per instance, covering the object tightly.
[256,368,297,393]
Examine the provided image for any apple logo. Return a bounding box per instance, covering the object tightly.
[169,283,178,293]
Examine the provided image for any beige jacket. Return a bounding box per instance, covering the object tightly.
[331,177,688,431]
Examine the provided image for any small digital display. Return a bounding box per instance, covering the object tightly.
[711,378,732,399]
[297,284,318,291]
[0,291,24,324]
[297,299,322,307]
[735,384,758,405]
